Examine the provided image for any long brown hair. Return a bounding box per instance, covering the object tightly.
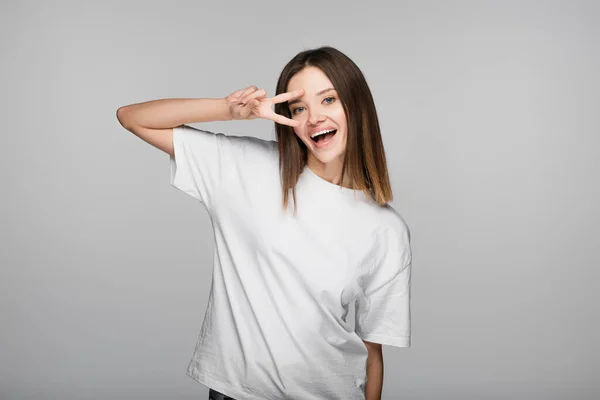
[274,46,393,214]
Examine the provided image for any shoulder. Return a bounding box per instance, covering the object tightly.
[372,205,412,273]
[348,201,411,248]
[354,203,411,260]
[355,204,412,284]
[177,124,278,159]
[376,204,411,246]
[226,132,278,153]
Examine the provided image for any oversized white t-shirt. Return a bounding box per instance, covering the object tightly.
[169,124,412,400]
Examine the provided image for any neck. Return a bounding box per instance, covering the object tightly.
[307,154,353,189]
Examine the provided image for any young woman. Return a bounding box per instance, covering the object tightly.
[117,46,412,400]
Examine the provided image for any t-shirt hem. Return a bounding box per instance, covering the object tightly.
[186,369,266,400]
[358,333,411,348]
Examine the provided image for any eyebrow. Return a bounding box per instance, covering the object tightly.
[287,87,335,107]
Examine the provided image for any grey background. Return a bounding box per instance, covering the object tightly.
[2,0,598,399]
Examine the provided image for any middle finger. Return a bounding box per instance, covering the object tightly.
[271,89,305,105]
[237,86,258,102]
[241,88,266,104]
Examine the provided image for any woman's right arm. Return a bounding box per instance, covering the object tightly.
[116,98,232,157]
[116,86,303,157]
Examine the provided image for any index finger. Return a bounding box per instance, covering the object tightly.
[271,89,305,105]
[266,109,300,128]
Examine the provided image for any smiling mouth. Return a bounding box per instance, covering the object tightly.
[311,129,337,143]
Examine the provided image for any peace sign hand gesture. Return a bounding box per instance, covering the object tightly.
[225,86,304,128]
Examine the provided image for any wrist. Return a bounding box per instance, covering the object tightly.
[220,97,233,121]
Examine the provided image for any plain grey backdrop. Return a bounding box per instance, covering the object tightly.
[2,0,598,399]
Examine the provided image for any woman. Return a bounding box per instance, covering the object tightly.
[116,46,412,400]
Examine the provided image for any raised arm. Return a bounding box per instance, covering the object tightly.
[116,86,304,157]
[116,97,232,157]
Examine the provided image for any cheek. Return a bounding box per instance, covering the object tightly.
[293,128,308,143]
[332,106,347,128]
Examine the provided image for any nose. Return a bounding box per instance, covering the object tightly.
[308,111,326,126]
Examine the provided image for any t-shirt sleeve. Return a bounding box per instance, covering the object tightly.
[169,124,234,211]
[355,223,412,348]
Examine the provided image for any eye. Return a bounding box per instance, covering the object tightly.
[291,106,305,115]
[291,97,335,116]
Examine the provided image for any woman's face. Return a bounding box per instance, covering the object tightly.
[286,66,348,166]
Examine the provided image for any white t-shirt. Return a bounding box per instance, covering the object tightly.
[169,124,412,400]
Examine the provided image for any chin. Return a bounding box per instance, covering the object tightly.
[309,144,346,165]
[312,151,341,164]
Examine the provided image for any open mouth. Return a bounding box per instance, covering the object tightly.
[311,129,337,143]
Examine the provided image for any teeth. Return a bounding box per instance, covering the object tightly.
[311,129,336,138]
